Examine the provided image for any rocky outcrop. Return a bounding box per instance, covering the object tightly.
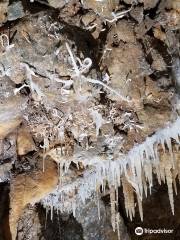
[0,0,179,239]
[75,199,130,240]
[0,0,8,26]
[9,157,58,240]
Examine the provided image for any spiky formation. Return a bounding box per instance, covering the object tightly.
[42,117,180,233]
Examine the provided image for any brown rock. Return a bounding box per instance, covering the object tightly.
[135,75,173,135]
[81,12,103,39]
[75,199,130,240]
[48,0,66,8]
[0,97,23,139]
[17,126,36,156]
[153,27,167,42]
[166,9,180,27]
[0,0,8,26]
[103,42,151,104]
[10,67,26,84]
[82,0,116,18]
[16,205,42,240]
[171,0,180,12]
[137,105,171,136]
[151,49,167,72]
[122,0,133,4]
[135,16,155,39]
[0,118,21,140]
[107,20,135,44]
[130,6,144,23]
[9,157,58,240]
[59,0,81,17]
[139,0,159,10]
[101,122,114,136]
[81,12,96,27]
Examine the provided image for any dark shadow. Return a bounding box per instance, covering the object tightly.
[38,205,84,240]
[0,183,11,240]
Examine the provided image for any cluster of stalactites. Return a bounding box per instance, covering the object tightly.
[107,119,180,230]
[123,120,180,216]
[42,117,180,235]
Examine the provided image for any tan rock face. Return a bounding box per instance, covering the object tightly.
[139,0,159,9]
[48,0,66,8]
[103,42,150,103]
[16,206,42,240]
[81,12,103,39]
[0,0,8,26]
[82,0,119,18]
[107,20,136,44]
[0,0,178,238]
[9,157,58,240]
[17,126,36,156]
[171,0,180,12]
[75,199,130,240]
[130,6,144,23]
[0,118,21,140]
[0,97,23,139]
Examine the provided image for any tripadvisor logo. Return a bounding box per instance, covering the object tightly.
[135,227,143,236]
[135,227,174,235]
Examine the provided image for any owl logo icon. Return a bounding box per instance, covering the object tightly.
[135,227,143,236]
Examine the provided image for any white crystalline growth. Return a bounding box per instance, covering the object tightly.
[41,117,180,224]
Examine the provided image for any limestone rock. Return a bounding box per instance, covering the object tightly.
[135,16,155,39]
[0,118,21,140]
[81,12,103,39]
[0,2,178,239]
[139,0,159,9]
[130,6,144,23]
[75,199,130,240]
[0,97,23,139]
[107,20,136,45]
[82,0,116,18]
[16,206,42,240]
[122,0,133,4]
[17,126,36,156]
[151,49,167,72]
[102,42,151,103]
[0,0,8,26]
[0,134,17,182]
[9,157,58,240]
[136,105,171,136]
[172,0,180,12]
[0,162,12,182]
[48,0,66,8]
[59,0,81,18]
[7,1,25,21]
[153,27,167,42]
[9,67,26,85]
[81,12,96,27]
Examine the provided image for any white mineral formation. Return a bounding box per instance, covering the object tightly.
[42,117,180,233]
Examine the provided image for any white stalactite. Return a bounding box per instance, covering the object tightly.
[42,117,180,231]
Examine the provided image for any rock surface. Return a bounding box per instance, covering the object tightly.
[0,0,8,26]
[7,1,25,21]
[10,158,58,240]
[75,199,130,240]
[0,0,179,239]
